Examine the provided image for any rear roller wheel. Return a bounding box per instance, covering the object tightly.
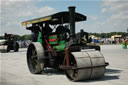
[14,42,19,52]
[64,50,106,81]
[27,42,45,74]
[7,45,10,52]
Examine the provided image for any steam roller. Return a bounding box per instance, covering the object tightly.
[0,33,19,53]
[21,6,109,82]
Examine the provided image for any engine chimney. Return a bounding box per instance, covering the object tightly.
[68,6,76,40]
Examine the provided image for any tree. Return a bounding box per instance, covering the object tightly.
[20,34,32,40]
[89,32,127,38]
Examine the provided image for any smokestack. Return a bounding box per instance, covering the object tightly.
[68,6,76,39]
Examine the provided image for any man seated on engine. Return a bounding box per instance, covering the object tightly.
[56,25,70,41]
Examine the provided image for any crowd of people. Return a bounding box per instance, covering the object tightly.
[18,40,31,48]
[91,38,128,45]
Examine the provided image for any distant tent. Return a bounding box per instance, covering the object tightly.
[93,39,99,43]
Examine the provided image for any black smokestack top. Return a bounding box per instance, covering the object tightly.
[68,6,76,39]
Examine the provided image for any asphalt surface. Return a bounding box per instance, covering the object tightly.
[0,45,128,85]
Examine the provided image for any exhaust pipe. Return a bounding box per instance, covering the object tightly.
[68,6,76,40]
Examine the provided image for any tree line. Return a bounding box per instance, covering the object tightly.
[0,32,127,40]
[0,34,32,40]
[89,32,127,38]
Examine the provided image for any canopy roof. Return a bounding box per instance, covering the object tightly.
[21,11,87,26]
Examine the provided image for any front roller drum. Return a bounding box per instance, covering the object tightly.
[0,45,8,53]
[65,50,106,81]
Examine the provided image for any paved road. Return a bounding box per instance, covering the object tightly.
[0,45,128,85]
